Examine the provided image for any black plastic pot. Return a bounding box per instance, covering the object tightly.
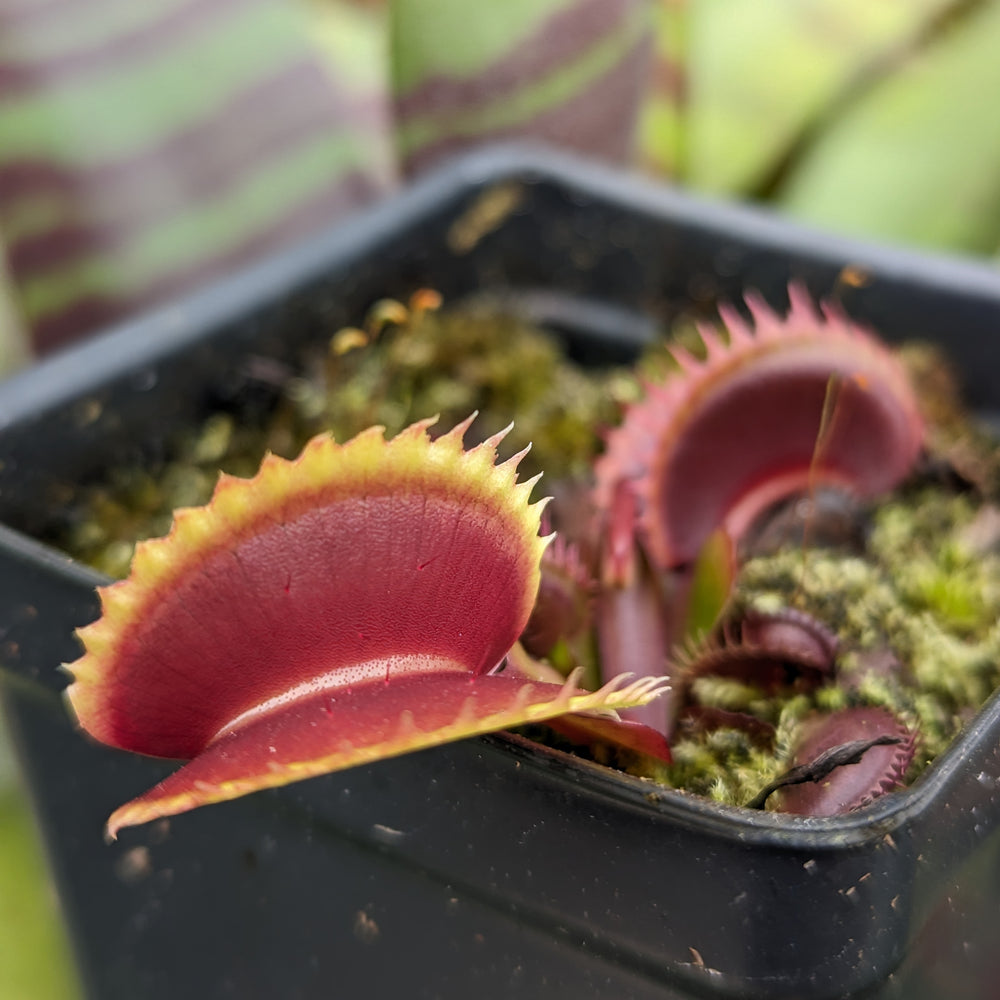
[2,147,1000,1000]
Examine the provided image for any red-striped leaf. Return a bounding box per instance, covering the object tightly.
[390,0,654,175]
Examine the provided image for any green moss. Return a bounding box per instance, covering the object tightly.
[51,302,633,577]
[673,486,1000,801]
[667,695,813,807]
[871,491,1000,634]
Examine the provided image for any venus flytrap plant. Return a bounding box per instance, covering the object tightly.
[65,415,670,838]
[62,281,1000,832]
[579,285,927,812]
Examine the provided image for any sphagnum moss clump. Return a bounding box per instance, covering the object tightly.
[678,488,1000,806]
[54,300,634,579]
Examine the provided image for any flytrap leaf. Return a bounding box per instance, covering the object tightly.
[64,416,669,837]
[594,284,924,569]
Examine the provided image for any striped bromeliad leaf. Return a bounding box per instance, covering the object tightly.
[0,0,394,354]
[390,0,655,175]
[65,415,669,837]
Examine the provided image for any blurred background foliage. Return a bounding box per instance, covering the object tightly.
[2,0,999,372]
[650,0,1000,254]
[2,0,999,996]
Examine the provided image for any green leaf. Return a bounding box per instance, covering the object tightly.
[683,527,735,644]
[777,0,1000,254]
[0,782,81,1000]
[639,0,689,179]
[0,249,32,376]
[672,0,955,195]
